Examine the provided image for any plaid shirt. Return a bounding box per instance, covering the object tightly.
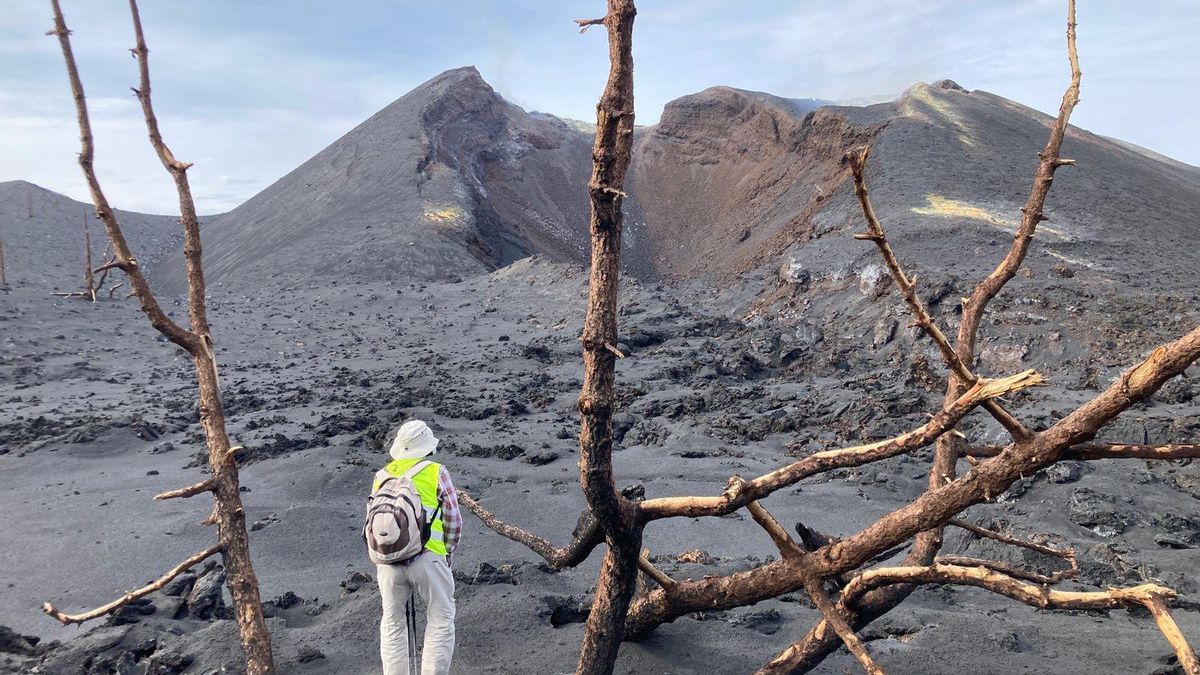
[436,465,462,556]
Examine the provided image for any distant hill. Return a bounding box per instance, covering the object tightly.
[8,69,1198,311]
[0,180,180,291]
[152,67,595,294]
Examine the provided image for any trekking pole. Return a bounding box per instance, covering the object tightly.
[406,595,418,674]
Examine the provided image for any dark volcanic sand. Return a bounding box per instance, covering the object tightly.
[3,253,1199,674]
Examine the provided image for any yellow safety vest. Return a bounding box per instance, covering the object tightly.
[373,459,447,556]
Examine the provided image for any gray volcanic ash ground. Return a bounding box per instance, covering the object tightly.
[2,70,1200,674]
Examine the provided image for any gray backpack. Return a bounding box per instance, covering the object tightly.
[364,461,439,565]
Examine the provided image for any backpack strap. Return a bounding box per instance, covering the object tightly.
[399,459,433,481]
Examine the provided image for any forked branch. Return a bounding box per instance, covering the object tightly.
[805,579,883,675]
[846,145,1030,440]
[47,0,195,352]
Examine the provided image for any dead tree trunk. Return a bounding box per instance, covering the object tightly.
[575,1,640,673]
[42,2,274,672]
[0,236,7,287]
[82,210,96,302]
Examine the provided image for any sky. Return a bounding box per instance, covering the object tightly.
[1,1,1197,216]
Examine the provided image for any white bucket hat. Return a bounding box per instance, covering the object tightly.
[389,419,440,460]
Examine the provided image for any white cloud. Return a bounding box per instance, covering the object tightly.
[1,0,1196,217]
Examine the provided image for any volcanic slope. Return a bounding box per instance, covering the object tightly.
[151,69,1200,302]
[153,67,595,294]
[627,79,1200,285]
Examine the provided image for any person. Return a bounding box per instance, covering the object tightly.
[373,419,462,675]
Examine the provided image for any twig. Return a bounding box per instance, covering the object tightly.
[638,554,677,591]
[604,342,626,358]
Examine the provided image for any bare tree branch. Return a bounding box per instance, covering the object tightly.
[154,477,217,501]
[459,492,605,569]
[964,442,1200,461]
[638,369,1044,520]
[846,145,1030,441]
[43,544,222,625]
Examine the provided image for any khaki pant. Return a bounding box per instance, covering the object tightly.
[378,552,456,675]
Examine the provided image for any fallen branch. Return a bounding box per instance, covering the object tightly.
[834,563,1199,675]
[964,442,1200,462]
[43,544,222,625]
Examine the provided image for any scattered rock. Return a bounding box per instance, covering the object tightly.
[186,566,226,620]
[541,595,590,627]
[297,644,326,662]
[676,549,717,565]
[0,625,43,656]
[340,570,373,595]
[734,609,783,635]
[273,592,303,611]
[523,451,559,466]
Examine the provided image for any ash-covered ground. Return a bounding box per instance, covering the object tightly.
[3,251,1199,674]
